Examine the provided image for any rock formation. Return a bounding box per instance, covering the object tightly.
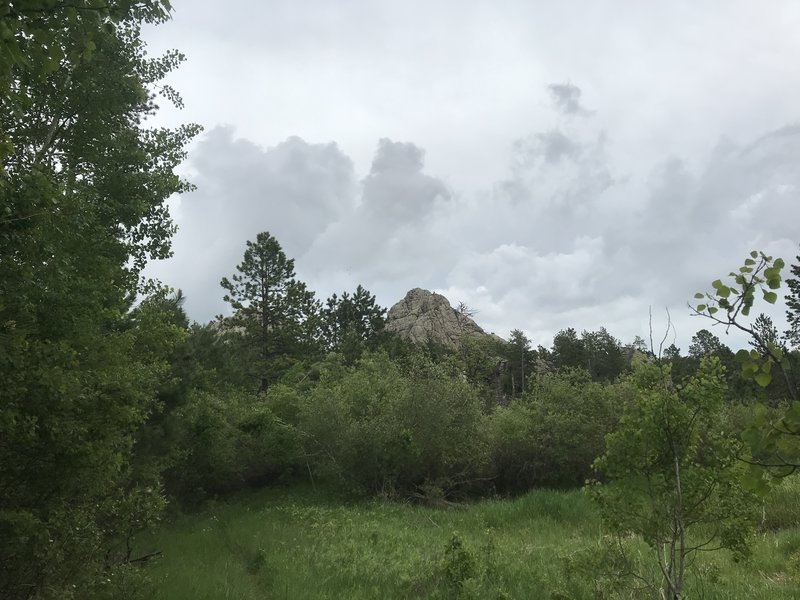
[385,288,497,347]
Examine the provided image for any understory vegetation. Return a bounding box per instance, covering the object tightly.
[137,480,800,600]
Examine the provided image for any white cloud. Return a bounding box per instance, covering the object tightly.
[142,1,800,350]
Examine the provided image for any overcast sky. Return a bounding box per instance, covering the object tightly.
[142,0,800,351]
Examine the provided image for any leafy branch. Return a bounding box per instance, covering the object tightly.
[690,250,800,493]
[690,250,794,400]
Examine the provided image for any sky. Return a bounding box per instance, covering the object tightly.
[142,0,800,351]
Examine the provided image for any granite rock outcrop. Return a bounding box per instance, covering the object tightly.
[385,288,496,347]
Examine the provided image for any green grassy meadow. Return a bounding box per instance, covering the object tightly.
[135,479,800,599]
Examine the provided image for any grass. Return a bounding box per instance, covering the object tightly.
[134,480,800,599]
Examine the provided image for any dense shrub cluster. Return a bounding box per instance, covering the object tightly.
[488,369,627,492]
[166,388,302,499]
[294,354,489,498]
[159,350,633,505]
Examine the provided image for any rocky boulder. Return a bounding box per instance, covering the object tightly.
[385,288,496,347]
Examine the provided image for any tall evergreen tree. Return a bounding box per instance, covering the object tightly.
[582,327,627,382]
[688,329,726,358]
[551,327,588,372]
[322,284,386,364]
[506,329,533,396]
[786,247,800,348]
[221,232,321,392]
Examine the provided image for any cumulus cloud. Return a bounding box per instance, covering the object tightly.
[302,139,455,298]
[148,99,800,351]
[147,125,358,319]
[447,122,800,348]
[361,139,450,220]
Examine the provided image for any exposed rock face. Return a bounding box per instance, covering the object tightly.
[385,288,493,347]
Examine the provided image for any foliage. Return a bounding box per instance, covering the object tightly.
[550,327,588,372]
[220,231,322,393]
[296,352,489,498]
[321,284,386,365]
[684,328,754,402]
[451,333,505,406]
[488,368,625,492]
[441,533,477,591]
[549,327,628,382]
[784,245,800,348]
[692,251,790,393]
[582,326,628,382]
[0,1,174,170]
[501,329,533,398]
[693,251,800,491]
[0,4,197,596]
[591,357,758,599]
[174,320,252,392]
[167,388,302,501]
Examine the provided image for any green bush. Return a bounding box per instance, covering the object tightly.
[298,352,489,498]
[487,369,626,492]
[168,389,302,500]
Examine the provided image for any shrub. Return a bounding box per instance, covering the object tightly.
[298,352,489,498]
[487,369,626,492]
[167,389,301,500]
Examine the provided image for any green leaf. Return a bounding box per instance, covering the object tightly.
[786,402,800,423]
[741,363,758,378]
[711,279,723,290]
[754,372,772,388]
[696,304,706,312]
[767,343,783,362]
[741,425,759,446]
[744,258,756,266]
[763,291,778,304]
[694,293,704,299]
[708,306,718,315]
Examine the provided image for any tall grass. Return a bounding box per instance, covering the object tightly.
[136,482,800,599]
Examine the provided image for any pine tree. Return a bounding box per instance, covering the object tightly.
[221,232,321,392]
[322,285,386,364]
[786,247,800,348]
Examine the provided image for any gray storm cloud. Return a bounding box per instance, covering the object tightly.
[148,99,800,350]
[148,126,358,319]
[361,138,451,220]
[138,0,800,349]
[303,138,455,298]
